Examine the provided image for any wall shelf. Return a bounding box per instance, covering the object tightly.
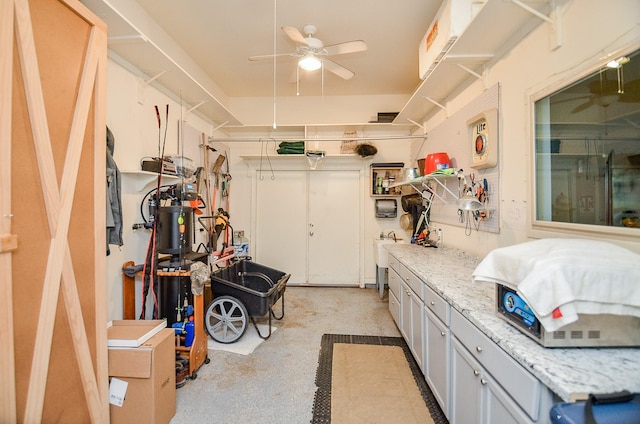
[390,173,460,204]
[370,166,404,197]
[121,170,181,192]
[394,0,559,126]
[80,0,242,126]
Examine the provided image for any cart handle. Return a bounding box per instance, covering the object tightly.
[239,271,274,288]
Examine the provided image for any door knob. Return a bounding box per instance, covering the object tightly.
[309,231,314,236]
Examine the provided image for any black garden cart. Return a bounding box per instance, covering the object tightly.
[204,259,290,343]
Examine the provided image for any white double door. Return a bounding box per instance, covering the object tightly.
[255,169,361,286]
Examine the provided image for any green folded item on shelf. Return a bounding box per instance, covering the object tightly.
[430,168,456,175]
[278,141,305,149]
[277,147,305,154]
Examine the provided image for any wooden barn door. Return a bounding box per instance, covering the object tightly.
[1,0,108,422]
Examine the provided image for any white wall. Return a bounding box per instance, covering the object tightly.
[414,0,640,256]
[230,94,410,126]
[105,0,640,319]
[105,60,214,320]
[105,61,413,319]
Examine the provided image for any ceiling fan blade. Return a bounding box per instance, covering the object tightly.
[551,94,591,105]
[282,26,308,45]
[323,59,354,80]
[324,40,367,56]
[249,53,295,61]
[571,99,595,113]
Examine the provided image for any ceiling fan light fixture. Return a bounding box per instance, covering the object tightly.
[298,53,322,71]
[606,56,630,69]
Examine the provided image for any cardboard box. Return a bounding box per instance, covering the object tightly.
[107,320,166,347]
[108,325,176,424]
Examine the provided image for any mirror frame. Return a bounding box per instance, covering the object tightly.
[527,42,640,244]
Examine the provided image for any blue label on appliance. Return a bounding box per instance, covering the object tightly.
[503,291,536,327]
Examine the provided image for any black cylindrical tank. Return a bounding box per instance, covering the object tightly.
[156,206,193,254]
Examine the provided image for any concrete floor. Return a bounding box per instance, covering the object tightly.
[171,286,400,424]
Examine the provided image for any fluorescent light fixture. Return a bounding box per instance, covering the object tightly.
[298,53,322,71]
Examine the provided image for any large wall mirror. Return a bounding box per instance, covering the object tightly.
[532,47,640,238]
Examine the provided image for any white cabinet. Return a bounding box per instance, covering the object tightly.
[386,251,562,424]
[389,289,401,327]
[388,262,402,327]
[425,307,450,418]
[388,258,424,372]
[424,282,451,417]
[401,281,425,372]
[451,337,534,424]
[451,308,544,424]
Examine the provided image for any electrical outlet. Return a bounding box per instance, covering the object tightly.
[437,228,443,244]
[234,230,245,238]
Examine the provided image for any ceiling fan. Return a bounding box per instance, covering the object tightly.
[248,24,367,80]
[569,65,640,113]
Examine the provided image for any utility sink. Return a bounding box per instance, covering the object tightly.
[373,238,406,268]
[374,238,406,299]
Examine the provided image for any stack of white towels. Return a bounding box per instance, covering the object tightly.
[472,238,640,332]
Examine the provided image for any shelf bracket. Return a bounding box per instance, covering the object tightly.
[108,34,148,45]
[511,0,563,50]
[406,118,425,132]
[186,101,206,114]
[143,70,167,85]
[213,121,229,133]
[401,175,459,205]
[423,96,447,112]
[424,178,459,204]
[456,63,484,81]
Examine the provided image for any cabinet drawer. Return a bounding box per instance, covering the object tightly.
[424,284,450,325]
[451,309,541,421]
[388,255,400,273]
[400,266,424,301]
[388,267,401,299]
[389,289,400,328]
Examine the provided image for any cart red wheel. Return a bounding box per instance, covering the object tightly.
[205,295,248,343]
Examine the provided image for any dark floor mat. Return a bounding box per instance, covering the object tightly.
[311,334,448,424]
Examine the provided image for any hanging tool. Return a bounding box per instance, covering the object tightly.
[140,104,169,319]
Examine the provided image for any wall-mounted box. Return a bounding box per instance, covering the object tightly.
[376,199,398,218]
[370,163,404,196]
[419,0,482,79]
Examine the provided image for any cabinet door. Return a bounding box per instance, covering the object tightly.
[388,266,401,300]
[452,337,533,424]
[400,282,412,341]
[389,289,401,328]
[451,337,482,424]
[484,374,535,424]
[409,291,424,372]
[425,307,450,418]
[400,281,424,371]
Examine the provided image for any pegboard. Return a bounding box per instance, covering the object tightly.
[417,84,501,234]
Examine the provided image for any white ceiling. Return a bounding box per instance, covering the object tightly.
[120,0,442,99]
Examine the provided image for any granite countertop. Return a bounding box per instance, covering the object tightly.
[385,243,640,402]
